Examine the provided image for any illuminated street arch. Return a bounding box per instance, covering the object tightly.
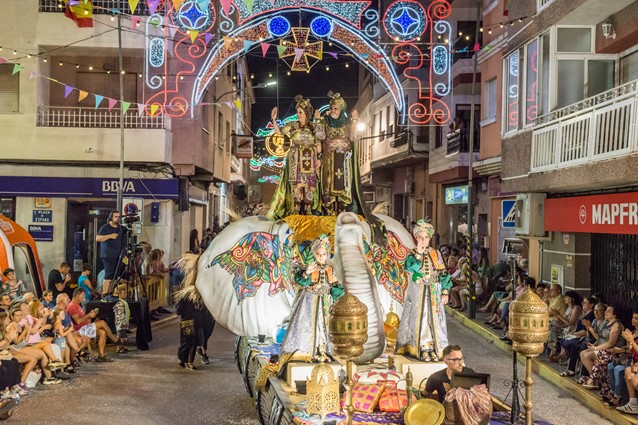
[144,0,453,125]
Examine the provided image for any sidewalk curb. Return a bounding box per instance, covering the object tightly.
[446,306,638,425]
[150,314,178,330]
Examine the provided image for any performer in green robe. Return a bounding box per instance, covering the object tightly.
[396,220,452,361]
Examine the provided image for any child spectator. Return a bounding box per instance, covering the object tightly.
[113,284,130,354]
[1,269,26,300]
[77,263,100,307]
[41,290,55,310]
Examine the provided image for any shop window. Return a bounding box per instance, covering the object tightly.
[0,198,15,220]
[0,64,19,113]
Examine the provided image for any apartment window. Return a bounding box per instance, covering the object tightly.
[225,122,231,151]
[0,64,19,113]
[621,50,638,84]
[485,78,497,121]
[539,33,551,116]
[435,125,443,148]
[386,105,393,137]
[557,27,592,53]
[217,111,224,149]
[378,109,384,141]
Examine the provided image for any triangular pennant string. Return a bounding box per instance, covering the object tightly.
[64,85,74,99]
[78,90,89,102]
[131,16,141,29]
[223,36,233,50]
[29,71,37,79]
[294,48,304,62]
[243,0,254,13]
[219,0,232,15]
[122,101,131,114]
[189,30,199,43]
[172,0,185,10]
[128,0,140,14]
[327,52,338,59]
[0,57,9,64]
[261,43,270,57]
[196,0,209,10]
[276,45,286,57]
[204,32,214,45]
[150,104,159,116]
[234,99,242,111]
[147,0,160,15]
[94,94,104,109]
[108,98,118,111]
[243,40,253,53]
[169,25,179,38]
[12,64,23,75]
[138,103,145,116]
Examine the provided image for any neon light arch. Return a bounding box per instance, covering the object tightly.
[191,11,406,121]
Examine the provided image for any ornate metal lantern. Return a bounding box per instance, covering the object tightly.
[329,292,369,425]
[329,292,368,359]
[306,348,340,421]
[509,288,549,425]
[509,289,549,357]
[384,309,400,351]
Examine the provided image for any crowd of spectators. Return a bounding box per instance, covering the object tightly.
[0,267,130,402]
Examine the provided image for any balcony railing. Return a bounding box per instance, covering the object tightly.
[37,106,170,130]
[39,0,161,15]
[446,128,480,155]
[530,80,638,172]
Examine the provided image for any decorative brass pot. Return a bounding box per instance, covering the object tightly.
[508,289,549,357]
[329,292,368,360]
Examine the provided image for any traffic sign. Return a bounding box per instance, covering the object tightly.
[502,200,516,228]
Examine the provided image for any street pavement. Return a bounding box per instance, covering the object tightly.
[8,313,612,425]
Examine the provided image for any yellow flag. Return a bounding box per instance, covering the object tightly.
[172,0,185,10]
[128,0,140,14]
[150,104,159,116]
[234,99,242,111]
[189,30,199,43]
[78,90,89,102]
[223,36,233,50]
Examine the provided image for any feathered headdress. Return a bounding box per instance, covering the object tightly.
[327,90,347,111]
[413,218,435,238]
[311,234,331,254]
[294,94,314,121]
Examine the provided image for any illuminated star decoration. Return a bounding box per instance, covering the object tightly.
[279,27,323,72]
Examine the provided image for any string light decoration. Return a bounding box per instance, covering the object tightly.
[279,27,323,72]
[171,0,216,34]
[257,175,281,184]
[268,16,292,37]
[383,0,427,42]
[310,16,333,38]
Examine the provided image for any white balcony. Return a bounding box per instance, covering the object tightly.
[531,80,638,172]
[37,106,170,130]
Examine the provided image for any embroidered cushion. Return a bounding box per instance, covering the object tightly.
[377,381,408,413]
[342,383,386,413]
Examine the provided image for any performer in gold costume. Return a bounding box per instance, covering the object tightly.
[268,95,322,219]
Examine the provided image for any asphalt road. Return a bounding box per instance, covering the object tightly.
[9,313,612,425]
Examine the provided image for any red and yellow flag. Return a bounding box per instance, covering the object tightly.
[64,0,93,28]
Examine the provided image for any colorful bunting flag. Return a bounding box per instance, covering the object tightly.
[137,104,145,117]
[276,45,286,57]
[64,85,74,99]
[223,36,233,50]
[122,101,131,114]
[169,25,179,39]
[128,0,140,14]
[196,0,209,10]
[107,98,117,111]
[243,40,254,53]
[95,94,104,109]
[30,71,37,79]
[244,0,254,12]
[204,33,214,45]
[189,30,199,43]
[78,90,89,102]
[172,0,185,10]
[327,52,338,59]
[12,64,23,75]
[267,0,276,4]
[64,0,93,28]
[0,57,8,64]
[131,16,141,29]
[473,43,480,52]
[219,0,233,15]
[294,48,304,63]
[234,99,242,111]
[150,104,159,116]
[147,0,160,15]
[261,43,270,57]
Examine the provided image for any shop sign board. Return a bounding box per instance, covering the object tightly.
[32,210,52,223]
[545,192,638,234]
[34,198,51,208]
[28,225,54,242]
[445,185,468,205]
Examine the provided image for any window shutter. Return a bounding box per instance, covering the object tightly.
[621,51,638,85]
[0,64,19,113]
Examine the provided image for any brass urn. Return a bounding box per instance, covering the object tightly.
[508,289,549,357]
[329,292,369,359]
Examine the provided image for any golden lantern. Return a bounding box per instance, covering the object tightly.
[329,292,369,425]
[306,347,340,421]
[509,288,549,425]
[509,289,549,357]
[384,309,400,351]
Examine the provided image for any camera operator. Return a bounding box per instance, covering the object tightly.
[96,211,126,301]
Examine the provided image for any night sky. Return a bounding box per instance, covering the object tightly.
[246,46,361,132]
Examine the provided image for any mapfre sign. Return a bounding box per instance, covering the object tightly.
[545,192,638,234]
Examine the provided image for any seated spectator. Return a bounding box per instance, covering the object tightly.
[0,295,11,314]
[113,284,130,354]
[581,305,624,406]
[484,274,527,330]
[447,256,459,277]
[6,308,62,385]
[1,269,26,300]
[449,257,470,310]
[547,284,568,318]
[40,290,55,310]
[617,312,638,414]
[66,288,120,362]
[457,270,483,311]
[556,295,596,363]
[55,294,86,370]
[48,262,72,300]
[0,313,27,399]
[51,309,75,373]
[548,290,582,361]
[607,312,638,409]
[561,300,603,378]
[422,344,475,403]
[77,263,100,307]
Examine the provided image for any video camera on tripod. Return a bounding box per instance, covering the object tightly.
[121,213,141,256]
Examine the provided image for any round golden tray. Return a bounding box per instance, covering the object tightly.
[403,399,445,425]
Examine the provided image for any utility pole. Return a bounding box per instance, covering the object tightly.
[466,0,481,320]
[117,12,125,211]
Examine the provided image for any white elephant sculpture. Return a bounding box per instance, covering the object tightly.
[179,212,415,363]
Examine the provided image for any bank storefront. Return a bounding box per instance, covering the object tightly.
[0,175,179,277]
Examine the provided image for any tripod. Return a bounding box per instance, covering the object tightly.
[111,227,146,301]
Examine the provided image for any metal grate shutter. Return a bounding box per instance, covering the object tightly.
[0,64,19,113]
[621,50,638,85]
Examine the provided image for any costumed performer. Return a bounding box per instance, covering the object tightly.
[267,96,322,219]
[280,235,344,362]
[395,219,452,361]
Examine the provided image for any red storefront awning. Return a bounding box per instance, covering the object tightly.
[545,192,638,235]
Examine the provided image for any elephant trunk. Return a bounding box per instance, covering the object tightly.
[334,213,385,364]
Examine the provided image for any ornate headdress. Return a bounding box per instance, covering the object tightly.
[295,94,314,121]
[311,234,331,254]
[413,219,434,238]
[327,90,347,111]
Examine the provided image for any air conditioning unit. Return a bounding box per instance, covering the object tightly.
[515,193,546,237]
